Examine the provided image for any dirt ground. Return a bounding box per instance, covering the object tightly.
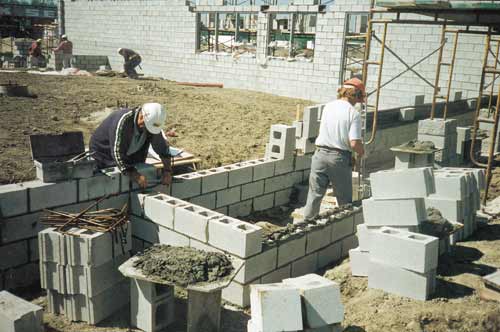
[2,70,500,332]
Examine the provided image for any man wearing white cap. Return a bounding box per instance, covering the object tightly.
[54,35,73,69]
[89,103,172,188]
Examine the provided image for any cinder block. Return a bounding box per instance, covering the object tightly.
[26,180,78,211]
[349,247,370,277]
[293,120,303,137]
[317,242,342,268]
[418,118,457,136]
[370,167,435,199]
[370,227,438,273]
[0,291,43,332]
[266,124,296,160]
[295,153,312,171]
[65,254,128,296]
[0,241,29,270]
[171,173,202,199]
[264,174,295,194]
[66,223,132,267]
[275,188,293,206]
[46,289,64,314]
[174,205,220,242]
[208,217,262,258]
[38,228,66,264]
[248,159,276,181]
[3,262,39,290]
[278,236,307,267]
[130,216,159,244]
[341,234,359,257]
[228,199,253,218]
[291,252,318,277]
[433,172,468,200]
[144,194,188,229]
[0,183,28,217]
[199,168,228,194]
[222,279,260,308]
[158,226,190,247]
[78,171,121,201]
[261,265,291,284]
[216,186,241,208]
[283,274,344,327]
[131,279,175,332]
[189,193,216,210]
[274,158,295,175]
[250,283,303,332]
[306,224,332,253]
[355,224,371,251]
[225,163,253,187]
[302,106,321,139]
[64,279,130,324]
[399,107,415,121]
[331,214,355,242]
[253,193,274,211]
[368,261,435,301]
[241,181,264,200]
[40,261,66,293]
[362,197,426,227]
[234,247,278,283]
[424,195,464,223]
[296,137,316,154]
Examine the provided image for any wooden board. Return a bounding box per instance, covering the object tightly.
[484,270,500,292]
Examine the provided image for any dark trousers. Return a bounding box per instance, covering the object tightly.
[124,57,141,78]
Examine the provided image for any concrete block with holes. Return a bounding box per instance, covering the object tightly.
[247,159,276,181]
[171,173,202,199]
[174,204,221,242]
[283,274,344,328]
[225,162,254,187]
[362,197,426,227]
[131,279,175,332]
[250,283,303,332]
[0,291,43,332]
[199,168,229,194]
[370,167,435,199]
[143,194,188,229]
[369,227,439,273]
[208,216,262,258]
[266,124,296,160]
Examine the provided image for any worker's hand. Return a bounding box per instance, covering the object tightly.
[161,171,172,186]
[132,172,148,189]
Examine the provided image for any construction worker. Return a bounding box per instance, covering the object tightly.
[302,78,365,221]
[28,39,43,68]
[118,48,141,79]
[54,35,73,69]
[89,103,172,189]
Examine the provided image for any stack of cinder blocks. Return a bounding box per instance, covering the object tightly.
[248,274,344,332]
[425,167,485,240]
[0,290,43,332]
[71,55,110,71]
[293,105,322,154]
[39,225,132,324]
[394,150,434,169]
[350,167,439,300]
[418,118,457,167]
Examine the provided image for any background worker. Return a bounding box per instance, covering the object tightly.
[28,39,43,68]
[54,35,73,69]
[118,48,141,79]
[89,102,172,189]
[302,78,365,221]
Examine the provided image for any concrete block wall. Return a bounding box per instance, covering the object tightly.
[62,0,487,105]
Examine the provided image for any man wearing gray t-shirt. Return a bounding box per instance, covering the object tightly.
[303,78,365,221]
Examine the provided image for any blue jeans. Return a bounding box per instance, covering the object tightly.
[303,148,353,220]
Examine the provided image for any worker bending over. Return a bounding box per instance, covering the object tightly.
[302,78,365,221]
[89,103,172,189]
[118,48,141,79]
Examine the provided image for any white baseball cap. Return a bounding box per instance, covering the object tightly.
[141,103,166,134]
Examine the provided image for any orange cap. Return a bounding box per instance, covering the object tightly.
[343,77,366,96]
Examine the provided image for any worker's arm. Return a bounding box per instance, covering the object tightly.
[151,133,173,186]
[350,139,364,157]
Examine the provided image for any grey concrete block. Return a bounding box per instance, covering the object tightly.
[65,254,128,296]
[283,274,344,327]
[208,216,262,258]
[418,118,457,136]
[3,262,39,290]
[253,193,274,211]
[29,237,38,262]
[158,225,190,247]
[78,171,121,201]
[216,186,241,208]
[130,215,160,244]
[46,289,64,315]
[171,173,202,199]
[241,181,264,200]
[296,137,316,154]
[199,168,228,194]
[349,247,370,277]
[222,278,260,308]
[433,171,468,200]
[341,234,359,257]
[306,224,332,253]
[40,262,66,293]
[0,183,28,218]
[278,236,306,267]
[291,252,318,277]
[260,265,291,284]
[425,195,464,223]
[144,194,188,229]
[38,228,66,264]
[317,242,342,269]
[0,241,29,270]
[274,158,295,175]
[189,192,216,210]
[362,197,426,227]
[399,107,415,121]
[370,167,435,199]
[370,227,438,273]
[1,211,45,246]
[0,291,43,332]
[302,106,321,139]
[228,199,253,218]
[175,205,220,242]
[250,283,303,332]
[266,124,296,160]
[331,214,355,242]
[368,261,435,301]
[26,180,78,211]
[234,247,277,284]
[295,153,312,171]
[248,159,275,181]
[225,163,253,187]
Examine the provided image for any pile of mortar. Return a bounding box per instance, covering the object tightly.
[133,245,234,287]
[420,207,457,238]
